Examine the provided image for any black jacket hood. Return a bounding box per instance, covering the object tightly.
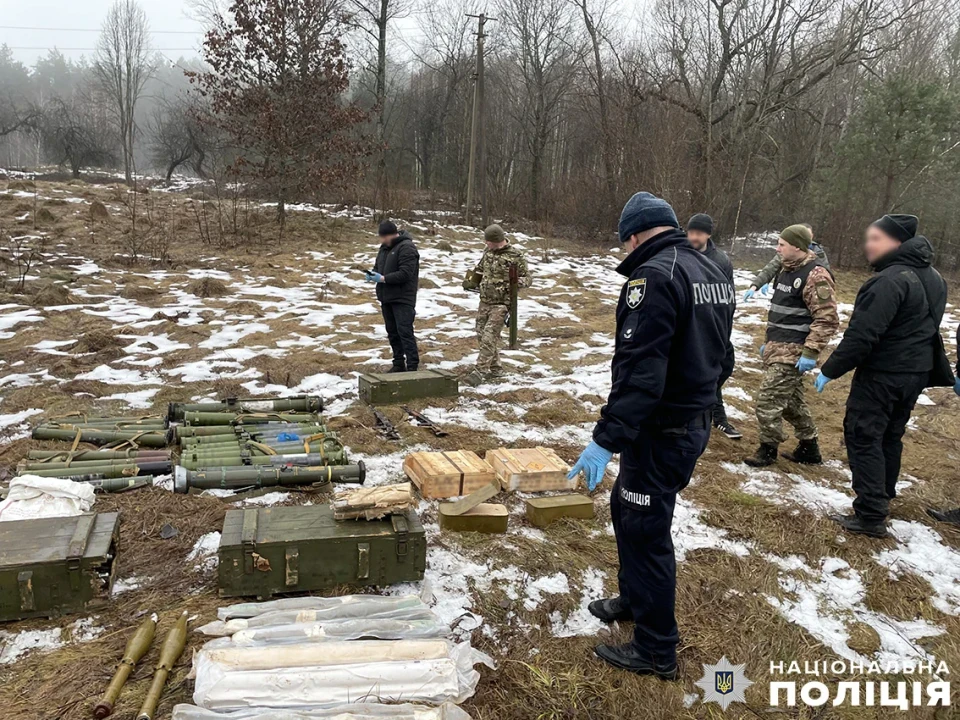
[872,235,933,271]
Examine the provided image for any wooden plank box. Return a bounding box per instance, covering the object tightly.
[218,504,426,599]
[0,512,119,622]
[486,447,576,492]
[526,495,595,528]
[403,450,497,499]
[358,369,459,405]
[439,503,508,534]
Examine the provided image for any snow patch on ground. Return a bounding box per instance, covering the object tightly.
[188,532,221,571]
[877,520,960,615]
[0,617,103,665]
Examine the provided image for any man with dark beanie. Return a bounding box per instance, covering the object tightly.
[745,224,839,468]
[567,192,734,680]
[686,213,741,439]
[816,214,950,538]
[367,220,420,372]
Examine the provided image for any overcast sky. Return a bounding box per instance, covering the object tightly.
[0,0,205,65]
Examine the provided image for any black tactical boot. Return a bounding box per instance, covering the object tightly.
[744,443,778,467]
[588,596,632,623]
[927,507,960,527]
[830,513,889,539]
[387,365,406,373]
[782,439,822,465]
[594,642,678,680]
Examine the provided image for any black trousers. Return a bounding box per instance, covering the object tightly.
[381,302,419,370]
[611,414,710,661]
[845,369,926,524]
[712,354,734,422]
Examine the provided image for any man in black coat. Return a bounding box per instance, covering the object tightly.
[367,221,420,372]
[927,326,960,528]
[567,193,734,680]
[686,213,741,440]
[816,214,948,537]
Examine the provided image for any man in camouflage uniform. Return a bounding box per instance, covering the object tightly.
[462,224,529,386]
[743,223,830,301]
[745,224,839,467]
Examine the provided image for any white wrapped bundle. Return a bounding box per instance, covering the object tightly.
[225,618,450,646]
[201,606,437,637]
[218,595,425,621]
[171,702,472,720]
[192,640,494,711]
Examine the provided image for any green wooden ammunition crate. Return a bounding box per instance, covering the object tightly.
[0,512,119,622]
[358,369,459,405]
[218,504,426,599]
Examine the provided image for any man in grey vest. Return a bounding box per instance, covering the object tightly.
[745,225,839,467]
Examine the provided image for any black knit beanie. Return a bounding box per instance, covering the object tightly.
[687,213,714,234]
[872,214,918,243]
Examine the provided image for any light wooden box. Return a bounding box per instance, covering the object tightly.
[402,450,497,499]
[485,447,576,492]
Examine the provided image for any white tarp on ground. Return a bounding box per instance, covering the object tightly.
[172,702,472,720]
[0,475,95,522]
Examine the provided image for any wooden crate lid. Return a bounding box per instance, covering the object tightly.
[220,505,424,547]
[439,502,507,518]
[488,447,570,474]
[359,369,455,383]
[0,512,119,569]
[403,450,493,479]
[526,495,593,510]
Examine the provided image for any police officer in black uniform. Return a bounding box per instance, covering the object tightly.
[568,192,734,679]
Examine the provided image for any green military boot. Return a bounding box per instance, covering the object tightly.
[782,439,822,465]
[745,443,778,467]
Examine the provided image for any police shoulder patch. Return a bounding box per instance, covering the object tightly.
[815,281,831,301]
[626,277,647,308]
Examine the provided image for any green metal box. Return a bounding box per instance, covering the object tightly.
[217,504,426,599]
[0,512,119,622]
[358,369,459,405]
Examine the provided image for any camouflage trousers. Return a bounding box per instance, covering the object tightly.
[756,362,818,445]
[476,301,508,374]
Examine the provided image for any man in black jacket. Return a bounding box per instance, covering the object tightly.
[567,192,734,680]
[817,214,948,538]
[367,221,420,372]
[686,213,741,440]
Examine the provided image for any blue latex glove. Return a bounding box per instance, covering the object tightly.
[759,344,765,357]
[276,432,299,442]
[954,376,960,397]
[365,271,384,283]
[815,373,832,393]
[796,356,817,374]
[743,288,756,302]
[760,283,770,295]
[567,441,614,491]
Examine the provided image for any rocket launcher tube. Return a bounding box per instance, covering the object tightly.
[28,449,170,462]
[173,462,365,493]
[136,611,188,720]
[94,613,157,719]
[30,427,169,448]
[22,460,171,479]
[179,450,350,472]
[175,421,327,440]
[181,411,322,426]
[167,395,324,421]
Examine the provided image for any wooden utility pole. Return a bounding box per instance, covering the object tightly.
[465,12,494,227]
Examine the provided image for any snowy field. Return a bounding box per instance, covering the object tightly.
[0,178,959,717]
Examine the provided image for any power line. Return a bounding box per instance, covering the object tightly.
[0,25,202,34]
[5,47,198,51]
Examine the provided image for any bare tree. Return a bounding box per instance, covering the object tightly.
[94,0,157,184]
[348,0,412,214]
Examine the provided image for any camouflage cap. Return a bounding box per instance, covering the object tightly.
[484,224,506,243]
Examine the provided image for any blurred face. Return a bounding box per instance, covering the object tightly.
[687,229,710,251]
[379,232,398,245]
[864,225,901,264]
[485,238,507,251]
[777,237,807,263]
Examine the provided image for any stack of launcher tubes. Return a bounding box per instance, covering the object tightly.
[21,395,366,494]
